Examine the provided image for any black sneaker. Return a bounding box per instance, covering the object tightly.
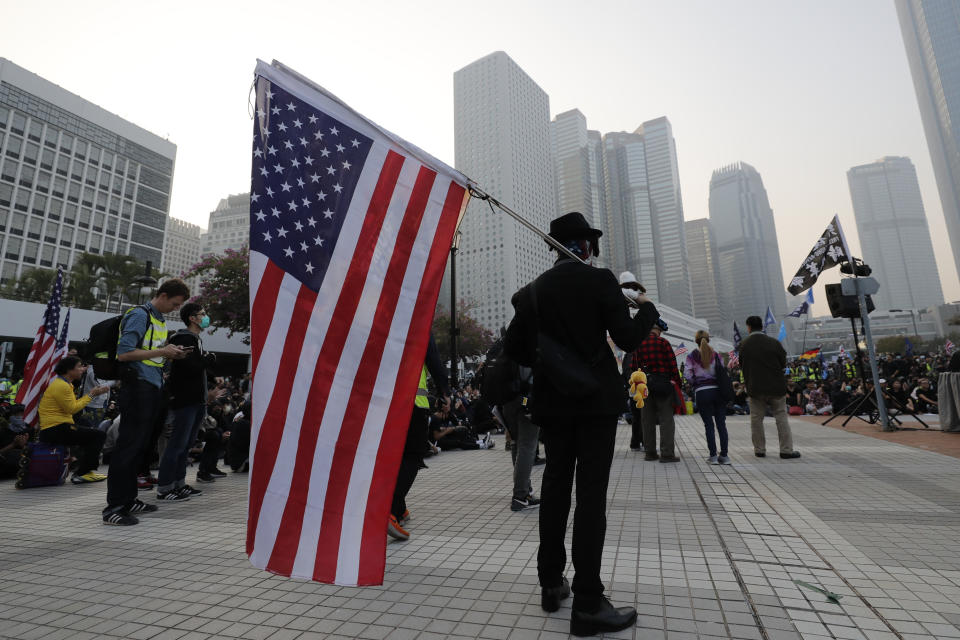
[157,489,190,501]
[128,499,159,514]
[526,494,541,507]
[197,472,216,483]
[208,468,227,477]
[178,484,203,496]
[103,511,139,526]
[780,451,801,459]
[511,496,540,512]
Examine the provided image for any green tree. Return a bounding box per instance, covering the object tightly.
[874,335,925,354]
[183,247,250,343]
[0,267,58,302]
[432,300,496,368]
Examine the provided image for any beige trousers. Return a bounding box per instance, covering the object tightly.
[748,395,794,455]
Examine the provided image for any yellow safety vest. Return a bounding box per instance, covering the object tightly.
[414,365,429,409]
[122,305,168,367]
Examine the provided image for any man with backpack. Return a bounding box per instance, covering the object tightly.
[156,302,220,501]
[102,279,191,526]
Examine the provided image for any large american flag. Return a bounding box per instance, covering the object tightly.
[246,61,469,586]
[16,267,64,425]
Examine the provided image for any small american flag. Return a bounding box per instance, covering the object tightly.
[674,342,688,357]
[50,308,71,381]
[728,350,739,368]
[946,340,955,355]
[16,267,64,425]
[246,61,469,587]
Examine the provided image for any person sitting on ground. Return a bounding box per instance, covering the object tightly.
[430,400,484,450]
[805,383,832,415]
[731,382,750,415]
[785,381,804,415]
[911,377,938,413]
[37,356,111,484]
[0,407,30,479]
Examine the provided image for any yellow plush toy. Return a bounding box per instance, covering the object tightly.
[629,370,649,408]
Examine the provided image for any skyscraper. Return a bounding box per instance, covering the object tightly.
[599,119,691,313]
[161,217,203,291]
[684,218,725,335]
[709,162,787,330]
[551,109,605,240]
[896,0,960,283]
[453,52,555,330]
[200,193,249,257]
[0,58,175,284]
[847,156,944,310]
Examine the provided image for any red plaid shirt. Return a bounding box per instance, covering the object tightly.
[631,333,681,384]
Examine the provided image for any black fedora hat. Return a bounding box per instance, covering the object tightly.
[548,211,602,242]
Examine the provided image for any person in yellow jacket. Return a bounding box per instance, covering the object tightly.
[38,356,111,484]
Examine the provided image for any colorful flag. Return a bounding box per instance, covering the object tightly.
[246,61,470,587]
[806,288,815,305]
[764,306,776,330]
[787,301,809,318]
[733,322,742,348]
[728,350,739,368]
[778,321,787,342]
[15,267,64,425]
[799,347,821,360]
[838,345,848,361]
[946,339,956,355]
[787,215,852,295]
[674,342,688,357]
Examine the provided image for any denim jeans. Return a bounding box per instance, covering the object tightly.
[157,404,205,493]
[695,388,728,456]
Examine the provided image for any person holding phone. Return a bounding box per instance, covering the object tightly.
[157,303,220,499]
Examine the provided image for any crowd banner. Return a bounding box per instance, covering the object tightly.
[246,60,470,586]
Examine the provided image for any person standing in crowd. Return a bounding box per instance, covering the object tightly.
[619,271,645,452]
[633,318,682,463]
[739,315,801,459]
[103,279,191,526]
[505,211,658,637]
[685,330,730,465]
[389,332,448,541]
[501,362,539,512]
[37,357,111,484]
[156,303,220,501]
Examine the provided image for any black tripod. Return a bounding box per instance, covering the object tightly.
[823,317,874,427]
[872,392,930,430]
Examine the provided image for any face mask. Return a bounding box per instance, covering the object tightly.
[199,315,211,329]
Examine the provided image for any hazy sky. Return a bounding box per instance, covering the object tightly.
[4,0,955,316]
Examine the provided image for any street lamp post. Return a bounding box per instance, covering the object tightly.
[449,232,461,388]
[132,261,157,306]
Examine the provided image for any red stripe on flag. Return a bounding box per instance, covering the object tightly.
[245,284,319,555]
[311,167,438,582]
[250,261,286,373]
[356,181,467,585]
[264,151,405,575]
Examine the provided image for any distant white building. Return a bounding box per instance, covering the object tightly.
[847,156,944,311]
[0,57,176,283]
[452,52,555,331]
[161,217,203,292]
[200,193,249,256]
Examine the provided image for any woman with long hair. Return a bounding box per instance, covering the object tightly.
[684,330,730,464]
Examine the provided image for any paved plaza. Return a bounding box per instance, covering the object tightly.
[2,415,960,640]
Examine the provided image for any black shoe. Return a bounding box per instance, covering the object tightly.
[659,455,680,463]
[197,472,216,483]
[128,498,159,514]
[157,489,190,502]
[178,484,202,496]
[755,452,766,457]
[644,453,659,461]
[511,496,540,512]
[780,451,801,459]
[102,510,139,526]
[541,577,570,612]
[533,456,546,466]
[570,598,638,637]
[208,468,228,477]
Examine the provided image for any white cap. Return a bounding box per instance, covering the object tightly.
[619,271,638,285]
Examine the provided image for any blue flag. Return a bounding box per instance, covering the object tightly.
[778,321,787,342]
[788,301,809,318]
[905,337,914,357]
[733,322,742,348]
[805,289,814,305]
[764,306,776,330]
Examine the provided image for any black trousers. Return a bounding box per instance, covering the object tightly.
[106,378,161,512]
[39,423,106,476]
[392,407,429,520]
[630,404,643,448]
[537,414,617,611]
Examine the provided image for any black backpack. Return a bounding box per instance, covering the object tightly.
[480,340,521,406]
[84,305,150,380]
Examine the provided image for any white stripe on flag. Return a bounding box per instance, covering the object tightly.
[250,142,390,571]
[334,173,453,584]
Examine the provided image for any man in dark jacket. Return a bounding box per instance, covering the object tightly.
[505,211,658,637]
[156,303,220,499]
[739,315,800,459]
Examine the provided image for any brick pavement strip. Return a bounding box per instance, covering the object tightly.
[1,415,960,639]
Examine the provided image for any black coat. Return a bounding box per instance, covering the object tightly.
[738,331,788,397]
[504,257,659,421]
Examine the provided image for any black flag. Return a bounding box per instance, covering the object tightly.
[787,215,851,296]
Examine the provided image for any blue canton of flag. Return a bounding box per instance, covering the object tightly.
[788,301,809,318]
[733,322,742,348]
[250,85,373,292]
